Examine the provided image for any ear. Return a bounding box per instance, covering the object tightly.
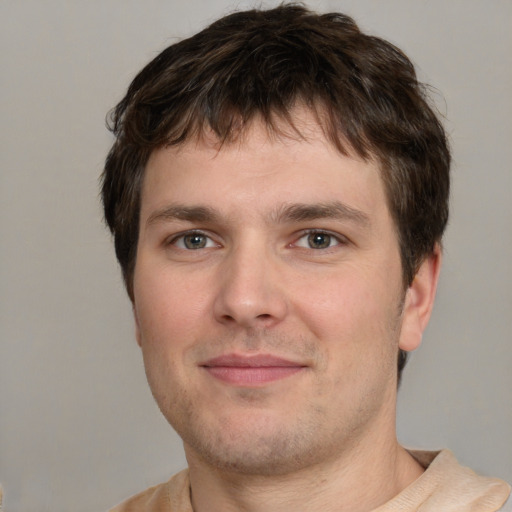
[133,304,142,347]
[398,244,442,352]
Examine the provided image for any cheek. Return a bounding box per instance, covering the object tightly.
[133,269,205,406]
[293,271,377,334]
[134,264,214,349]
[292,265,402,363]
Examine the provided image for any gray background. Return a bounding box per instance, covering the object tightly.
[1,1,510,510]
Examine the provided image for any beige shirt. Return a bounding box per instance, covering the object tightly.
[110,450,511,512]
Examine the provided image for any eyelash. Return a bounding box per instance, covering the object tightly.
[167,230,217,250]
[166,229,348,251]
[292,229,348,250]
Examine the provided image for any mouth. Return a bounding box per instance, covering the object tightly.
[200,353,307,386]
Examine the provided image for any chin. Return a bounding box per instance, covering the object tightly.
[188,435,321,476]
[180,412,330,476]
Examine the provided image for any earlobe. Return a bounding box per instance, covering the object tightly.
[398,244,442,352]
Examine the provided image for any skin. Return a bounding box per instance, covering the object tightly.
[132,112,441,511]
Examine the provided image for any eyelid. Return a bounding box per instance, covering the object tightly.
[164,228,348,250]
[166,229,219,249]
[292,229,349,249]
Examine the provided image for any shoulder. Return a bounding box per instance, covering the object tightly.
[109,469,191,512]
[407,449,511,511]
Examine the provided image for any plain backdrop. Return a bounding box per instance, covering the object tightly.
[1,1,511,510]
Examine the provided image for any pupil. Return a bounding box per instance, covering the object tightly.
[185,234,206,249]
[308,233,330,249]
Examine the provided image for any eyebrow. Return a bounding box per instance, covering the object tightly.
[271,201,371,227]
[146,205,220,226]
[146,201,370,228]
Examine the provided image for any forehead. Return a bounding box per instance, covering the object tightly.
[140,110,388,225]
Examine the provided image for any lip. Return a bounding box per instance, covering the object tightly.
[200,353,307,386]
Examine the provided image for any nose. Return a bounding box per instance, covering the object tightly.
[213,243,289,329]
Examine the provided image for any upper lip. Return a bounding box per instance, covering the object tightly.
[200,353,306,368]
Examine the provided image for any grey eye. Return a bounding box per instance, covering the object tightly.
[183,233,208,249]
[307,232,332,249]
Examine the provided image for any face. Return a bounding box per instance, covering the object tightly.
[133,114,432,476]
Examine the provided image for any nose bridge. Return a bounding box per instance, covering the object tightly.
[213,235,287,328]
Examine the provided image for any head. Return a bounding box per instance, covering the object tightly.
[102,4,449,398]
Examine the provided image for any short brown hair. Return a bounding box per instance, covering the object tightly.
[102,4,450,377]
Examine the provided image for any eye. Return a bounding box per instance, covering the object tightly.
[172,232,217,250]
[294,231,344,250]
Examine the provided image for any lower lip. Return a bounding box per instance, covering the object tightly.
[203,366,304,385]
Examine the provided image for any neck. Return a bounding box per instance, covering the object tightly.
[186,431,424,512]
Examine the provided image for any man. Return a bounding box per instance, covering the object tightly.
[102,4,510,511]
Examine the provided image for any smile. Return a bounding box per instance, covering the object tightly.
[200,354,307,386]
